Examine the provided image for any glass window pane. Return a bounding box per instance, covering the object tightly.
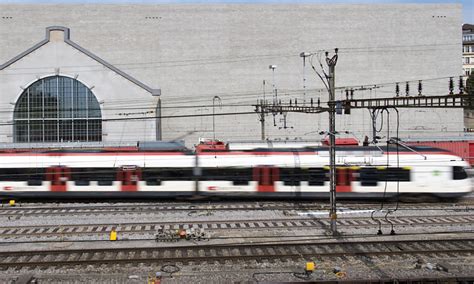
[14,121,28,142]
[88,90,101,118]
[29,120,43,142]
[44,120,58,142]
[44,120,56,142]
[43,77,58,119]
[14,94,29,119]
[73,120,88,141]
[30,81,43,119]
[88,119,102,141]
[74,82,88,119]
[60,77,73,119]
[59,120,72,142]
[14,76,102,143]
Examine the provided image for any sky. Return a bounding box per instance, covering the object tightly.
[0,0,473,23]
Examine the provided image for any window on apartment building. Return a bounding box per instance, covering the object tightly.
[464,45,473,53]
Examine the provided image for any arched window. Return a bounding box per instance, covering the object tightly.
[14,76,102,142]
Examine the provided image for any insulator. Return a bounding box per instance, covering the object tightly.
[418,80,422,96]
[317,98,320,106]
[345,89,349,100]
[405,82,410,96]
[344,101,351,115]
[449,77,454,95]
[350,89,354,100]
[311,98,313,106]
[295,98,298,106]
[289,99,292,106]
[459,76,465,94]
[395,83,400,97]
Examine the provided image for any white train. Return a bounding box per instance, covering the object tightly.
[0,145,471,200]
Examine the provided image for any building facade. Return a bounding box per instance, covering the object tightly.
[463,24,474,77]
[0,4,466,146]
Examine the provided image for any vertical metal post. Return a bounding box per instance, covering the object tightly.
[261,80,266,140]
[212,96,221,142]
[326,49,338,236]
[269,65,277,104]
[260,101,265,140]
[371,109,377,144]
[300,52,310,106]
[194,151,200,195]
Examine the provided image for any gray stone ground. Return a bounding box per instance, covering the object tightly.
[0,198,472,283]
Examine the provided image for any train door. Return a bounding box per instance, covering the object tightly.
[46,166,71,192]
[253,166,279,192]
[336,167,353,192]
[117,166,141,192]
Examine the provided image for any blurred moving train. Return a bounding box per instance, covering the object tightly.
[0,140,471,200]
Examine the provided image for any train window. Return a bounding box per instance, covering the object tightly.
[146,179,162,186]
[142,168,194,181]
[74,180,90,186]
[202,168,225,180]
[453,166,468,180]
[306,168,329,186]
[71,168,91,182]
[71,168,116,184]
[231,168,252,186]
[98,180,114,186]
[27,180,42,186]
[142,168,162,185]
[382,168,411,182]
[280,168,302,186]
[360,168,378,186]
[0,168,26,181]
[0,168,45,182]
[93,169,116,184]
[202,168,252,185]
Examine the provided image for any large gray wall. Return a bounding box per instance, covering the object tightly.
[0,4,465,146]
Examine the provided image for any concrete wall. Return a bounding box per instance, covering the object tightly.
[0,4,464,146]
[0,28,158,142]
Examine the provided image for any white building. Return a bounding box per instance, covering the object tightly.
[463,24,474,77]
[0,4,465,146]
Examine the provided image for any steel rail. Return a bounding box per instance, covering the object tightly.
[0,202,471,217]
[0,238,472,268]
[0,214,472,239]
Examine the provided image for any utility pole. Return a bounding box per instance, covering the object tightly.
[326,49,338,236]
[260,80,267,140]
[259,100,266,140]
[212,96,221,142]
[300,52,311,106]
[269,65,277,104]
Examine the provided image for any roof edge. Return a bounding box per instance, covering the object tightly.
[0,26,160,96]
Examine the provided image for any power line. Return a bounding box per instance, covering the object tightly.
[0,110,258,127]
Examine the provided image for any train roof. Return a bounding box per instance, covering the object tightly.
[0,145,450,155]
[233,145,450,153]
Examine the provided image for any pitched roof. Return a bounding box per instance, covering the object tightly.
[0,26,160,96]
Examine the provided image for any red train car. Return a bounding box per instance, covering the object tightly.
[405,139,474,165]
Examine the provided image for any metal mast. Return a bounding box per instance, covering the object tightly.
[326,49,338,235]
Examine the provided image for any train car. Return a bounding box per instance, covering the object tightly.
[0,145,471,201]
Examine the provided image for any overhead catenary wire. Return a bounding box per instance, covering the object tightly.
[0,42,460,75]
[0,75,461,112]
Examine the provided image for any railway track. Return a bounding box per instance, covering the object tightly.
[0,238,472,269]
[0,201,472,217]
[0,214,472,240]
